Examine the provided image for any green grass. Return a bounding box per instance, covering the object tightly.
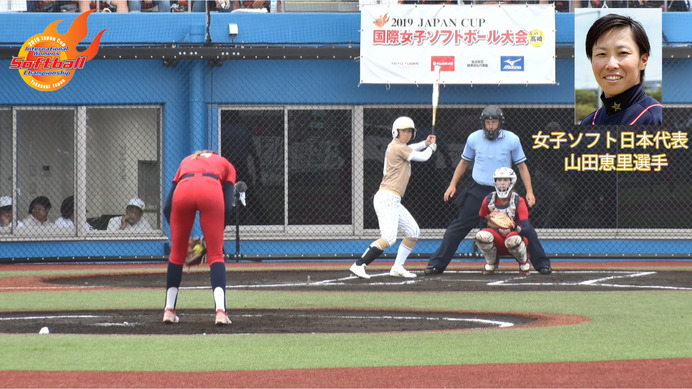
[1,281,691,372]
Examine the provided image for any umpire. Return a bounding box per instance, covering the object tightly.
[424,106,553,275]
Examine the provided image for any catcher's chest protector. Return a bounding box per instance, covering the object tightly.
[487,192,519,220]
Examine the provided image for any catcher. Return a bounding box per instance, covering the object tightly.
[476,167,531,275]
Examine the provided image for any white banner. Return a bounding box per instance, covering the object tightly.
[360,4,556,85]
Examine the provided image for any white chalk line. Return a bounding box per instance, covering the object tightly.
[0,286,103,291]
[0,314,103,321]
[238,313,514,328]
[488,271,691,290]
[0,314,141,327]
[179,270,691,291]
[0,312,512,328]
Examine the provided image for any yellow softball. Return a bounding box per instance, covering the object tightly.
[193,243,205,255]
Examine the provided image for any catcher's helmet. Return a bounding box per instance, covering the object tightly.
[391,116,416,141]
[493,167,516,199]
[480,105,504,140]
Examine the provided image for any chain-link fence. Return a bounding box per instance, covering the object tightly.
[1,9,691,260]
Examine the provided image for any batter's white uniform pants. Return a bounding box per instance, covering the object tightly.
[374,190,420,246]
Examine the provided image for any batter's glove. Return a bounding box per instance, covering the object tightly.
[487,211,515,230]
[185,238,207,267]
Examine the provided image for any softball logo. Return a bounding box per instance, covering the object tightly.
[9,10,106,92]
[373,14,390,28]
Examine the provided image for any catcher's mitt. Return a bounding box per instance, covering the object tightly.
[185,238,207,267]
[487,211,515,230]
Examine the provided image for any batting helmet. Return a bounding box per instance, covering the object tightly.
[391,116,416,141]
[493,167,517,199]
[480,106,504,140]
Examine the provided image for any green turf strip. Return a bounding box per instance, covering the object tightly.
[0,289,690,371]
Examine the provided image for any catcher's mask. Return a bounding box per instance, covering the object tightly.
[493,167,516,198]
[480,105,504,140]
[391,116,416,141]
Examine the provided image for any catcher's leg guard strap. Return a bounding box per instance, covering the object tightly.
[475,230,498,265]
[505,235,527,264]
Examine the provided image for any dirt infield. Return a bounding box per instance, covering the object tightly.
[47,267,692,292]
[0,266,688,335]
[0,308,576,335]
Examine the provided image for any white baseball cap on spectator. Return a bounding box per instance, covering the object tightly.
[0,196,12,207]
[127,198,145,211]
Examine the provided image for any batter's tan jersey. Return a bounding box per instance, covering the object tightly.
[379,139,414,197]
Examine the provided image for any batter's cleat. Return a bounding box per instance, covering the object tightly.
[350,263,371,279]
[538,266,553,275]
[519,262,531,275]
[483,264,496,275]
[163,308,179,324]
[389,264,417,278]
[423,266,443,275]
[215,310,231,325]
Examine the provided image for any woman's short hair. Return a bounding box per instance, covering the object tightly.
[585,13,650,82]
[28,196,51,214]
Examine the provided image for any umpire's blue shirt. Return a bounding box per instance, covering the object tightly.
[461,129,527,186]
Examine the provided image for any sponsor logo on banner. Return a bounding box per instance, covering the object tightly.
[360,5,555,84]
[9,10,106,92]
[467,59,488,68]
[431,56,454,72]
[501,56,524,71]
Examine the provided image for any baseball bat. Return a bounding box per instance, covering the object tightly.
[431,65,441,135]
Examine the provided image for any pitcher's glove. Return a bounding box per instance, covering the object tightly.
[487,211,515,230]
[185,238,207,267]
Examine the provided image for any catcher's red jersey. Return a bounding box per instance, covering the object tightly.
[479,192,529,223]
[169,152,236,266]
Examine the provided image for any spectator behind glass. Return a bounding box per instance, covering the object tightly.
[26,0,76,12]
[0,196,25,232]
[665,0,690,11]
[129,0,171,11]
[54,195,95,230]
[23,196,53,227]
[231,0,281,12]
[79,0,129,12]
[191,0,231,11]
[107,197,153,231]
[538,0,571,12]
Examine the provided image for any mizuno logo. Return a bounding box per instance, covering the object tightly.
[500,56,524,72]
[503,58,521,67]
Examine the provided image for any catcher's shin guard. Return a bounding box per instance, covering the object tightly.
[505,235,528,265]
[475,230,498,272]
